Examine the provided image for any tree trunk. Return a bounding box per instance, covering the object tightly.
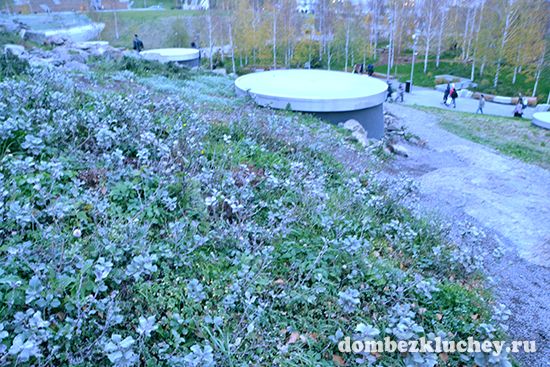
[423,8,433,74]
[436,8,447,68]
[461,8,471,60]
[470,0,485,82]
[465,7,477,61]
[532,50,545,97]
[208,13,213,70]
[512,45,521,84]
[344,19,350,72]
[272,10,277,69]
[494,5,513,88]
[228,21,236,74]
[327,41,332,70]
[114,10,119,40]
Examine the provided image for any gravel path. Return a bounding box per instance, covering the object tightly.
[383,103,550,367]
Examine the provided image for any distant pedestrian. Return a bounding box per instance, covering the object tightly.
[476,94,485,114]
[518,93,526,109]
[398,83,404,102]
[191,41,201,65]
[133,34,144,53]
[513,102,523,118]
[367,63,374,76]
[449,84,458,108]
[443,82,450,105]
[386,82,394,102]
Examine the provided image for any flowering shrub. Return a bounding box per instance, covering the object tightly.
[0,64,508,366]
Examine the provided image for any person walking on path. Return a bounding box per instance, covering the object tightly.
[386,82,394,102]
[133,34,144,53]
[443,83,451,105]
[449,84,458,108]
[476,94,485,114]
[367,63,374,76]
[397,84,405,103]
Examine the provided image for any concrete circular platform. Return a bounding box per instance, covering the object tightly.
[532,112,550,130]
[141,48,200,67]
[235,69,388,138]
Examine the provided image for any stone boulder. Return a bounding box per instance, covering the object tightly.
[4,44,25,57]
[62,61,90,73]
[0,19,24,33]
[122,50,143,60]
[45,36,68,46]
[341,119,368,147]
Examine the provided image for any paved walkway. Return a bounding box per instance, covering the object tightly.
[384,103,550,367]
[390,84,536,119]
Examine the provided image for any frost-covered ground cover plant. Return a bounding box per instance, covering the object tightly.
[0,60,511,366]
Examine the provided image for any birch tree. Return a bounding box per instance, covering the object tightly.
[435,3,449,68]
[493,0,518,88]
[421,0,436,73]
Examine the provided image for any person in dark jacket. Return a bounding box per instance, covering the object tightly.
[397,84,405,102]
[386,82,394,102]
[449,84,458,108]
[367,63,374,76]
[443,82,450,105]
[133,34,144,53]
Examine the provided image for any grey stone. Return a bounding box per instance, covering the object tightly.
[45,36,68,46]
[342,119,369,147]
[62,61,90,73]
[23,31,47,44]
[212,68,227,75]
[4,44,25,57]
[122,50,143,59]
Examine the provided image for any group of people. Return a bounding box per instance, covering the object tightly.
[386,82,405,103]
[442,82,526,118]
[352,63,375,76]
[442,83,459,108]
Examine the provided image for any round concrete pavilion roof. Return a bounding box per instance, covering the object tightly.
[532,112,550,130]
[141,48,200,63]
[234,69,388,112]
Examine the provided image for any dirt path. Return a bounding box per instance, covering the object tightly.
[383,104,550,367]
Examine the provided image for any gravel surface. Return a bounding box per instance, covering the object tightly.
[383,103,550,367]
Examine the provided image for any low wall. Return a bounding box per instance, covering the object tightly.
[472,92,537,107]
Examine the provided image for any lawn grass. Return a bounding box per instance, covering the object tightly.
[88,9,200,49]
[375,61,549,103]
[414,106,550,169]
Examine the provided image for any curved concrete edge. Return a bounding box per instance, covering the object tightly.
[40,23,105,42]
[532,112,550,130]
[493,96,513,104]
[235,85,386,112]
[141,48,200,63]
